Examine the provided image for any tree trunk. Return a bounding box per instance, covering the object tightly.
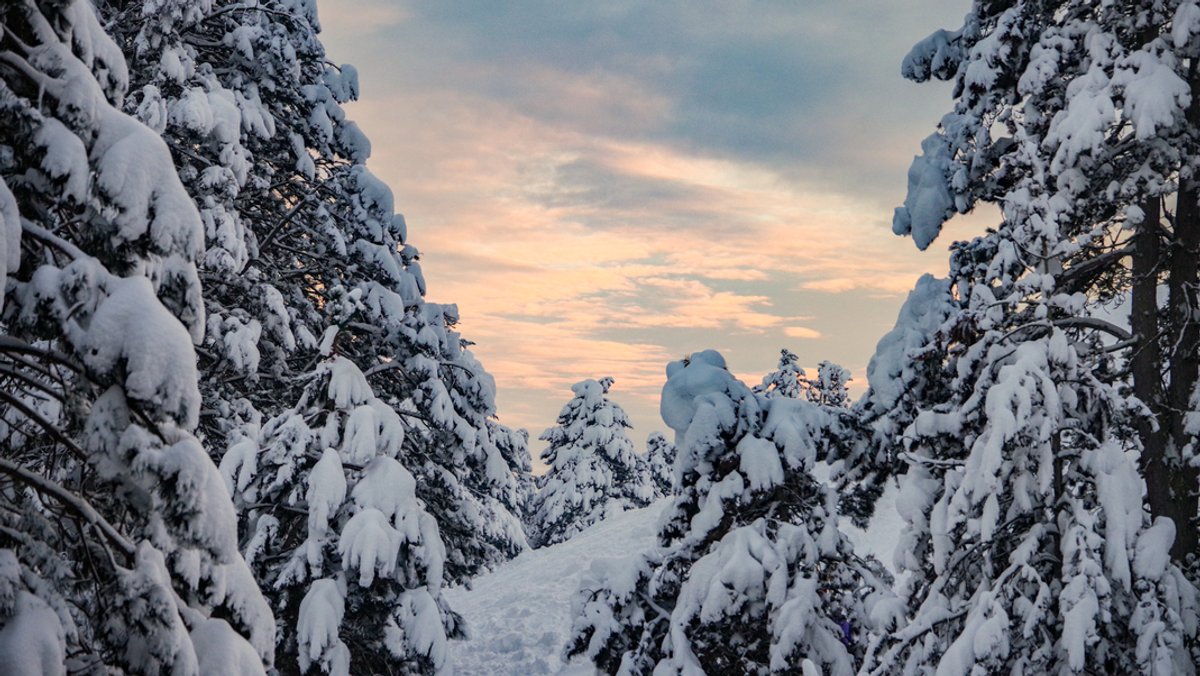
[1132,199,1176,550]
[1158,62,1200,561]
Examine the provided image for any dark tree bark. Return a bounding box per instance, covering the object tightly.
[1148,62,1200,561]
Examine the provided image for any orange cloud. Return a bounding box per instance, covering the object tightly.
[335,72,980,440]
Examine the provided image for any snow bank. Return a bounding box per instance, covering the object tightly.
[445,501,668,674]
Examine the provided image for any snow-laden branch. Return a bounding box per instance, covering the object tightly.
[0,457,135,559]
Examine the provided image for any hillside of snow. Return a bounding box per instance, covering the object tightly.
[443,483,903,674]
[446,500,669,674]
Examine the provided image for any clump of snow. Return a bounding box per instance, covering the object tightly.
[79,275,202,428]
[0,590,67,676]
[0,178,20,315]
[297,579,350,676]
[322,356,373,408]
[893,133,957,250]
[190,618,266,676]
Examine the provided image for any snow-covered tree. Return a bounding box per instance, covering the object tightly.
[529,378,654,547]
[894,0,1200,565]
[756,349,851,409]
[827,275,956,526]
[864,4,1200,669]
[223,355,462,674]
[755,348,807,399]
[491,421,537,522]
[644,431,677,497]
[806,361,851,408]
[0,1,271,671]
[101,0,527,585]
[569,351,896,674]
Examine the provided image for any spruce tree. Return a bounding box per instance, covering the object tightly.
[644,431,677,497]
[0,1,271,671]
[529,377,654,547]
[867,3,1200,669]
[569,351,895,674]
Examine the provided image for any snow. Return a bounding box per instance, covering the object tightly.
[306,448,347,564]
[0,178,19,315]
[190,618,266,676]
[339,508,402,587]
[297,579,349,676]
[322,357,373,408]
[865,274,951,411]
[1133,518,1176,582]
[892,133,956,250]
[738,434,784,491]
[35,118,89,203]
[445,500,668,674]
[0,590,66,676]
[1116,51,1190,141]
[80,275,202,429]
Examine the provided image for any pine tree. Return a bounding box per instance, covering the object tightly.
[224,355,462,674]
[568,351,896,674]
[528,377,654,547]
[0,1,271,671]
[806,361,851,408]
[98,0,527,586]
[866,3,1200,669]
[894,0,1200,565]
[755,348,807,400]
[830,275,956,527]
[644,431,677,497]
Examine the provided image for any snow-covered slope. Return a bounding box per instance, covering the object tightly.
[446,500,669,674]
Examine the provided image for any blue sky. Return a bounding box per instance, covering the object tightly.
[318,0,990,456]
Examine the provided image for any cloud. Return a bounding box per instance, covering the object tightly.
[784,326,822,339]
[319,0,982,439]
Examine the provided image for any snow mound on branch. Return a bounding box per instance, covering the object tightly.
[190,618,266,676]
[80,275,202,428]
[0,178,20,315]
[0,590,67,676]
[893,133,956,250]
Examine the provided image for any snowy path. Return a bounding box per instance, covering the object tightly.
[445,500,669,675]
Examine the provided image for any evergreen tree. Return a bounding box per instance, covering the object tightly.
[894,0,1200,565]
[0,1,271,671]
[830,275,956,527]
[806,361,851,409]
[644,431,677,497]
[568,351,896,674]
[529,377,654,547]
[223,355,461,674]
[866,3,1200,669]
[97,0,527,586]
[755,348,807,400]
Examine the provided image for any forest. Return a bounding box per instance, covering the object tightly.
[0,0,1197,674]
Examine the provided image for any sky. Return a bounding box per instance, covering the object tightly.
[318,0,991,459]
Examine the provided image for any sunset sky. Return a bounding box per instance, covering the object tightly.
[319,0,990,455]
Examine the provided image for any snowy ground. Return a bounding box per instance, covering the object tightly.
[444,481,901,675]
[445,500,668,675]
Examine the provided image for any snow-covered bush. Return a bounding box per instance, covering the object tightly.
[568,351,894,674]
[529,378,655,547]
